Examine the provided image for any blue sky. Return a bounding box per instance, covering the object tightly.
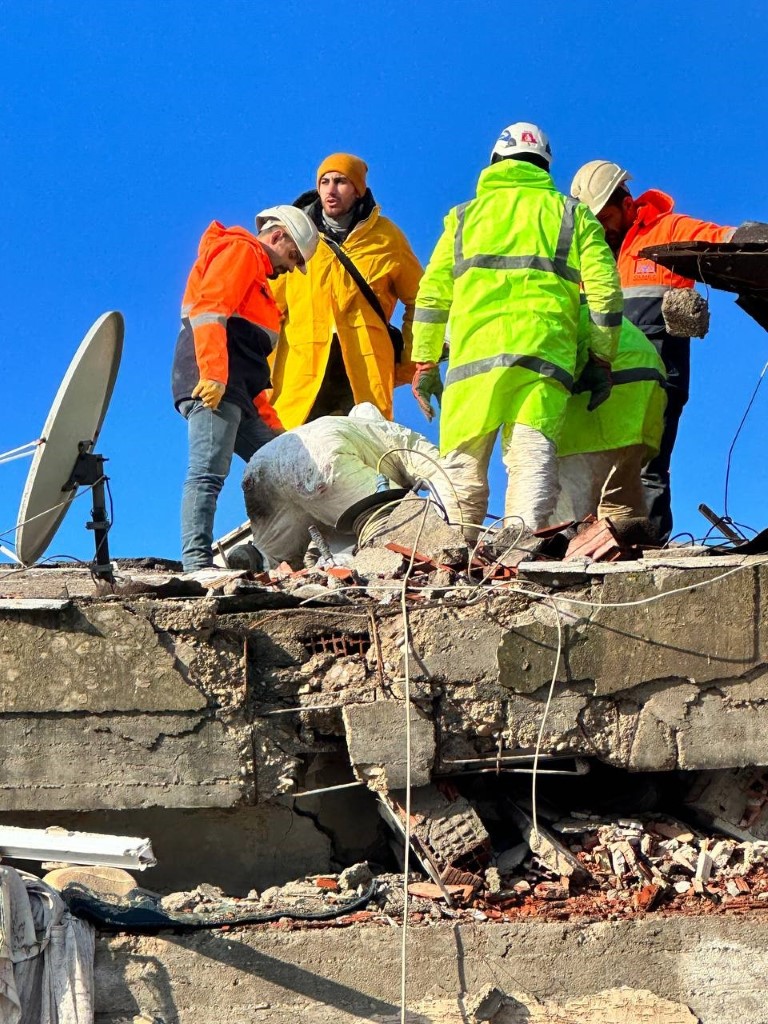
[2,1,767,564]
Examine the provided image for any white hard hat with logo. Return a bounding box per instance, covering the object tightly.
[570,161,632,215]
[255,205,319,273]
[491,122,553,167]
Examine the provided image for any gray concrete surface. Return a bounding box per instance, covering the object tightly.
[95,915,768,1024]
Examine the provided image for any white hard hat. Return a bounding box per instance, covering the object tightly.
[570,160,632,215]
[491,122,552,167]
[255,205,319,273]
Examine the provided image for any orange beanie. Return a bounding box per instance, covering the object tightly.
[316,153,368,197]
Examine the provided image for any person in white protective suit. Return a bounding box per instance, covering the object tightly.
[241,403,460,567]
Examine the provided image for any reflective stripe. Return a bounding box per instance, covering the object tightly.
[612,368,667,387]
[182,312,278,347]
[589,309,623,327]
[181,304,192,316]
[414,307,450,324]
[553,197,576,264]
[445,352,574,391]
[454,253,581,282]
[229,314,280,348]
[453,201,471,266]
[189,312,227,328]
[579,294,623,326]
[265,326,279,349]
[452,196,580,283]
[622,285,671,299]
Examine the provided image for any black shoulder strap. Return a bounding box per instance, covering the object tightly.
[322,236,391,328]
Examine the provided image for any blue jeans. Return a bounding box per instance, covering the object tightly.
[179,399,275,570]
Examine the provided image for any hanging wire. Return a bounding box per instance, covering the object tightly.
[0,483,95,544]
[0,439,42,465]
[397,500,430,1024]
[723,358,768,520]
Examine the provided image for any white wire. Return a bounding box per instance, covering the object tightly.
[530,595,564,841]
[287,552,768,615]
[398,500,430,1024]
[0,439,41,463]
[0,481,99,546]
[375,446,463,514]
[507,557,768,612]
[0,445,40,466]
[469,512,527,566]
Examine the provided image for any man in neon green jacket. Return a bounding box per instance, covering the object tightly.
[556,304,667,524]
[411,122,623,535]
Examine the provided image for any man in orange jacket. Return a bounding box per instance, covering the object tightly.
[172,205,318,572]
[570,162,734,542]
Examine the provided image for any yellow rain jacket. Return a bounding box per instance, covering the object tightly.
[412,160,623,454]
[268,204,423,428]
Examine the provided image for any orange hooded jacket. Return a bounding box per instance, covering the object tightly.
[172,221,281,418]
[617,190,733,333]
[616,190,733,395]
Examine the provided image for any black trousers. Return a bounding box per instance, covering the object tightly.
[641,388,687,544]
[307,337,355,421]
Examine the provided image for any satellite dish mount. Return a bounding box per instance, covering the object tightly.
[62,442,113,579]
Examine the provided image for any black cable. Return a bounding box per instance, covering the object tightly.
[63,878,378,933]
[731,519,758,537]
[665,531,697,547]
[724,359,768,519]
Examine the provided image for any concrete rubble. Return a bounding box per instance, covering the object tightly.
[3,510,768,1021]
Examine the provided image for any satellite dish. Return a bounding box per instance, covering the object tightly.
[14,311,124,576]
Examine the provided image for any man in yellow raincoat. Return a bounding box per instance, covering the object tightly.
[411,122,623,536]
[269,153,423,428]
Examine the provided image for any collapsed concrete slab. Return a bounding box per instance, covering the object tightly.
[2,558,768,892]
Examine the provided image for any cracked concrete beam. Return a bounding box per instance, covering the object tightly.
[496,567,763,698]
[0,603,207,713]
[0,714,250,810]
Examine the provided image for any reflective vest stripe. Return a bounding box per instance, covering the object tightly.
[413,307,450,324]
[182,312,278,346]
[452,197,580,283]
[453,201,471,266]
[454,253,581,281]
[622,285,671,298]
[189,312,227,329]
[445,352,574,391]
[612,367,667,387]
[553,197,577,264]
[590,309,623,327]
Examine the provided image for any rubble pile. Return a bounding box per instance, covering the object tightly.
[63,812,768,934]
[545,815,768,908]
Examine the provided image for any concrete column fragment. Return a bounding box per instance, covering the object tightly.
[342,701,436,790]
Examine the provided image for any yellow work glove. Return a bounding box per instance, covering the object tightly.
[192,378,226,410]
